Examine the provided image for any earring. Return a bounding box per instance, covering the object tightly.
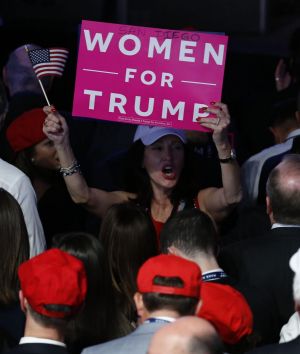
[31,157,35,164]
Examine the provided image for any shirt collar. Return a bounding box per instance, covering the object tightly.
[286,129,300,141]
[20,337,66,347]
[272,223,300,229]
[202,268,224,275]
[151,316,176,322]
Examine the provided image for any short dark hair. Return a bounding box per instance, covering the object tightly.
[142,275,198,316]
[268,96,297,128]
[160,209,218,257]
[27,304,71,330]
[266,154,300,224]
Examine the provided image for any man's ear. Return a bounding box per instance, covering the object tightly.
[134,292,147,322]
[266,195,272,215]
[266,195,275,223]
[295,111,300,124]
[195,299,202,315]
[2,66,7,87]
[134,292,144,315]
[269,126,283,144]
[19,290,27,313]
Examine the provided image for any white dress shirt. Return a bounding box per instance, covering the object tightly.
[0,158,46,257]
[241,129,300,206]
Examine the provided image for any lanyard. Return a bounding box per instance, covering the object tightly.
[202,271,227,282]
[144,317,173,324]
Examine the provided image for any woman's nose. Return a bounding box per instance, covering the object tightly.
[162,147,172,160]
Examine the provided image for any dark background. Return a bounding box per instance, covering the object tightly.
[1,0,300,161]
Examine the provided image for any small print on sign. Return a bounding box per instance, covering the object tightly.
[72,20,228,131]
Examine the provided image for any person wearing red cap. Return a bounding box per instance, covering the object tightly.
[0,43,55,162]
[81,254,202,354]
[6,248,87,354]
[148,316,223,354]
[159,208,255,350]
[6,107,88,247]
[42,102,241,242]
[6,107,61,181]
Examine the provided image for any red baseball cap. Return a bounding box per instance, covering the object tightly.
[18,248,87,318]
[137,254,202,298]
[6,108,47,152]
[198,282,253,344]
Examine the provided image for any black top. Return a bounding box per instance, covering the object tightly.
[5,343,69,354]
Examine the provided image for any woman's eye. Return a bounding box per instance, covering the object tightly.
[151,145,162,151]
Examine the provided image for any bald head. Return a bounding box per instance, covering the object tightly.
[266,154,300,224]
[148,316,223,354]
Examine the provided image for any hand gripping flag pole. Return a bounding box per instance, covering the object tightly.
[25,45,69,106]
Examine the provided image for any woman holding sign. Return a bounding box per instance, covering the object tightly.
[43,102,241,239]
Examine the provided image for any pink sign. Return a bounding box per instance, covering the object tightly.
[72,20,228,131]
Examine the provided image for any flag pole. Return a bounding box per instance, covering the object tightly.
[24,45,51,107]
[37,80,51,106]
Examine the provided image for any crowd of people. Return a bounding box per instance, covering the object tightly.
[0,24,300,354]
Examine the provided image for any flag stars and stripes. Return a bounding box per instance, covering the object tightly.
[28,48,69,79]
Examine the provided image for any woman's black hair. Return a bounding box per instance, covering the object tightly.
[14,146,57,184]
[99,201,158,335]
[0,188,29,305]
[52,232,119,353]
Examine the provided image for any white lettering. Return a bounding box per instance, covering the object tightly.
[203,43,225,65]
[148,38,172,59]
[161,72,173,87]
[84,89,103,109]
[84,30,114,52]
[124,68,173,87]
[162,100,185,120]
[119,34,141,56]
[109,93,127,113]
[141,70,156,85]
[135,96,154,116]
[193,104,209,121]
[125,68,137,82]
[179,41,196,62]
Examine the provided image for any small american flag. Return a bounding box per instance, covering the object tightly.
[28,48,69,79]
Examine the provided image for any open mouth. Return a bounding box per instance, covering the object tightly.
[162,166,176,179]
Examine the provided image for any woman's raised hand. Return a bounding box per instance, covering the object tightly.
[197,102,231,149]
[42,106,70,148]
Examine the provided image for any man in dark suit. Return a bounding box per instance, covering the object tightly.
[6,248,87,354]
[246,248,300,353]
[219,154,300,345]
